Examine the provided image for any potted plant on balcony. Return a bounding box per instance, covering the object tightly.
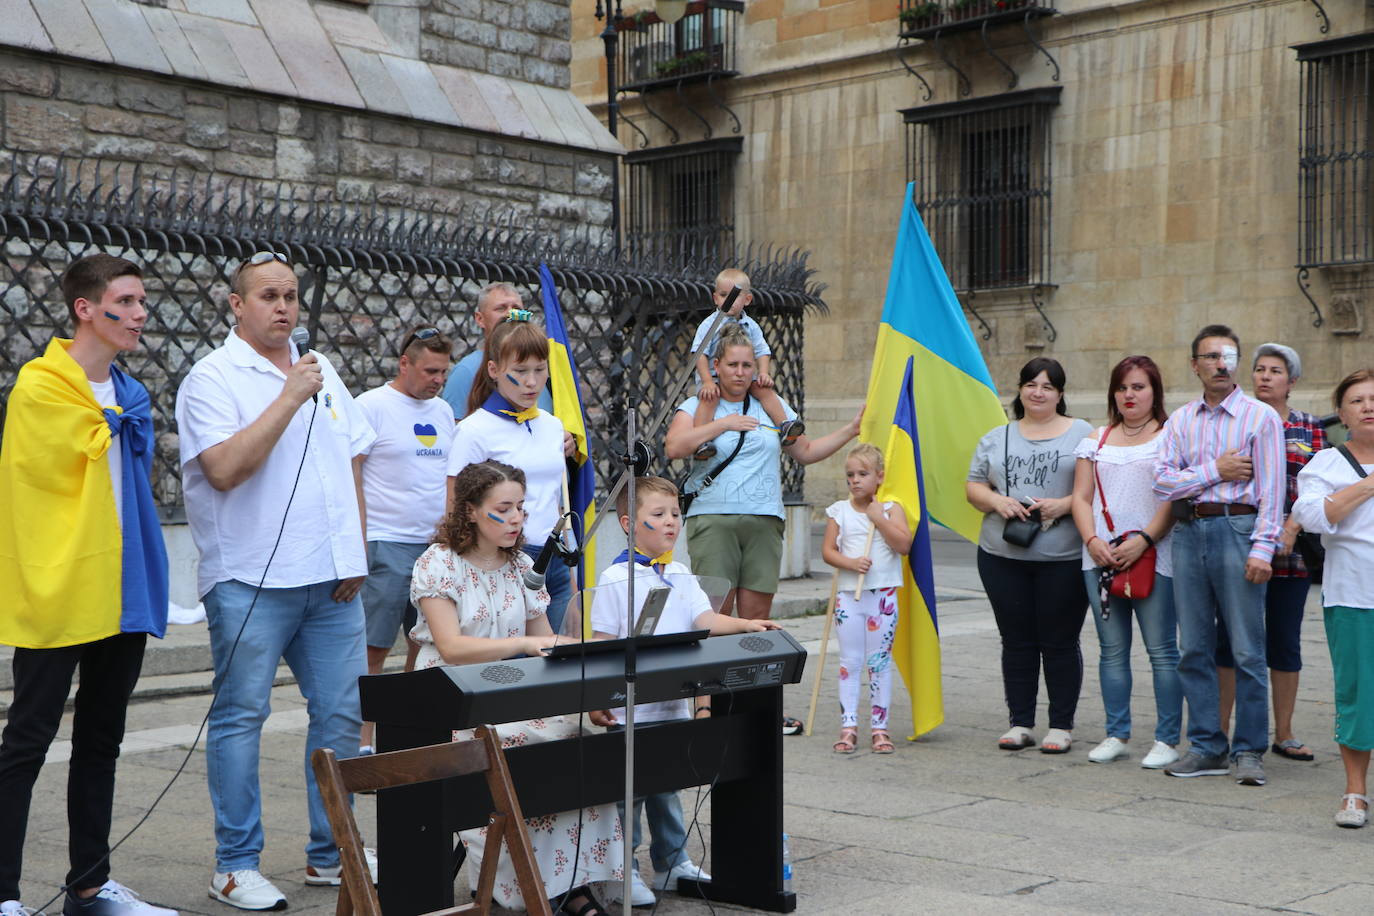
[950,0,986,20]
[655,49,709,78]
[899,1,942,30]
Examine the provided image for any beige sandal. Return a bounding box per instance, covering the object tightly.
[871,730,895,754]
[833,727,858,754]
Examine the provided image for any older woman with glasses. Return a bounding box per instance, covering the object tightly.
[966,357,1092,754]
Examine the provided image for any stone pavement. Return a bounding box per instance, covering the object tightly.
[4,533,1370,915]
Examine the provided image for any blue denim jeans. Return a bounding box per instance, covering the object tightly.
[1084,571,1183,745]
[203,579,367,871]
[610,722,690,873]
[1171,514,1269,758]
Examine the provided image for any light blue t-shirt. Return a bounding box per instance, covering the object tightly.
[440,348,553,421]
[690,312,771,361]
[677,394,797,519]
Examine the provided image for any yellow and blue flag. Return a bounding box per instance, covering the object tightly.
[861,182,1006,542]
[539,263,596,590]
[879,356,943,738]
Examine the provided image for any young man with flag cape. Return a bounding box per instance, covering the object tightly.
[0,254,174,915]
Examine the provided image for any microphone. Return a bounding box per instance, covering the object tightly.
[289,327,318,403]
[524,513,571,591]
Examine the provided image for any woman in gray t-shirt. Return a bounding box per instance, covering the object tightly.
[966,357,1092,755]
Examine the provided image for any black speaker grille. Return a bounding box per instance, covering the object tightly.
[739,636,772,654]
[479,664,524,684]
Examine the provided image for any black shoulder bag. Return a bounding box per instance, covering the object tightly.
[1000,425,1043,548]
[679,394,751,515]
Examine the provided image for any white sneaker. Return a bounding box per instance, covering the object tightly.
[652,859,712,892]
[305,847,377,886]
[1088,737,1129,763]
[604,869,656,907]
[1,901,38,916]
[208,870,286,911]
[67,880,177,915]
[1141,741,1180,770]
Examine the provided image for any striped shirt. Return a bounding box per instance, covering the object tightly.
[1153,384,1286,562]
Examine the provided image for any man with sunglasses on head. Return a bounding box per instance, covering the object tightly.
[1154,324,1285,788]
[354,326,456,755]
[175,251,377,911]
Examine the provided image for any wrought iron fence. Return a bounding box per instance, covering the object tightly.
[0,155,825,513]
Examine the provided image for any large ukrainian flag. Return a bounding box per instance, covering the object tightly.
[861,182,1006,542]
[539,263,596,590]
[880,357,944,738]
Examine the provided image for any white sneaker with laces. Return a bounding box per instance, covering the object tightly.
[604,869,656,907]
[67,880,177,915]
[652,859,712,892]
[208,870,286,911]
[305,847,377,886]
[1088,737,1129,763]
[1,901,38,916]
[1141,741,1180,770]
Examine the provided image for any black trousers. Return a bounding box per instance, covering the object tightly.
[0,632,146,900]
[977,550,1087,731]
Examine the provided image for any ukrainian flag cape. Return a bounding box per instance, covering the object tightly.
[861,182,1006,541]
[540,264,597,600]
[0,338,168,648]
[879,358,944,737]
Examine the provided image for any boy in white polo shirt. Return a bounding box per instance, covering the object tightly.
[590,476,781,906]
[355,326,457,754]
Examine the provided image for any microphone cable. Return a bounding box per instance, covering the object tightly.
[36,398,321,915]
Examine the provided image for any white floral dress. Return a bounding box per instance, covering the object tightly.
[409,544,623,907]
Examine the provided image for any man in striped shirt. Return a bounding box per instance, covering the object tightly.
[1154,324,1285,786]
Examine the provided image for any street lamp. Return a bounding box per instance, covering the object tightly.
[593,1,624,252]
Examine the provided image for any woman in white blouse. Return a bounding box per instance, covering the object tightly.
[1292,368,1374,829]
[1071,356,1181,769]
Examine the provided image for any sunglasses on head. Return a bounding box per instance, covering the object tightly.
[400,327,441,354]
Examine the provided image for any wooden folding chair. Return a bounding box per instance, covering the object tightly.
[311,725,552,916]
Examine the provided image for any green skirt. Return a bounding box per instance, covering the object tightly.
[1324,605,1374,751]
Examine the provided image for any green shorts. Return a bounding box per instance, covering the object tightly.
[686,513,786,595]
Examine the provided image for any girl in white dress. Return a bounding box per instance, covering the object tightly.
[410,460,620,914]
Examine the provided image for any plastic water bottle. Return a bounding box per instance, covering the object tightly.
[781,832,793,892]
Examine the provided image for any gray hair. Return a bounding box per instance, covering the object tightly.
[1253,342,1301,381]
[476,281,522,310]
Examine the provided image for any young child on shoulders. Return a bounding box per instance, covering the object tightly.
[821,444,911,756]
[590,476,779,905]
[690,268,800,459]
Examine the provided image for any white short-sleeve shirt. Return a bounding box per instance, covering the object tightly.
[1293,447,1374,609]
[447,408,566,542]
[356,384,456,544]
[176,329,376,598]
[590,560,713,722]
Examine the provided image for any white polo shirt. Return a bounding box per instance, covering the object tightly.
[356,383,456,544]
[447,408,566,542]
[176,329,376,598]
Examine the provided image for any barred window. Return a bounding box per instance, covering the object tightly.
[902,88,1060,292]
[1296,34,1374,268]
[623,137,742,261]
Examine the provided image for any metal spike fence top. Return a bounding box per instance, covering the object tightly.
[0,155,825,512]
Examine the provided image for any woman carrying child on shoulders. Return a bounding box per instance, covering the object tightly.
[410,460,619,915]
[822,444,910,756]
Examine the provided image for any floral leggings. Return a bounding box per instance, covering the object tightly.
[835,586,899,729]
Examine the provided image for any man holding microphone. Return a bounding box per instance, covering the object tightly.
[176,252,375,911]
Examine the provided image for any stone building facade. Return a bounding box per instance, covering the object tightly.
[572,0,1374,510]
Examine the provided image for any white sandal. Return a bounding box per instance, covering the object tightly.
[1040,728,1073,754]
[1336,793,1369,828]
[998,726,1036,750]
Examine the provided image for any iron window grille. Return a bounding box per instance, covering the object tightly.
[1296,33,1374,269]
[902,87,1060,292]
[616,1,742,92]
[623,137,742,264]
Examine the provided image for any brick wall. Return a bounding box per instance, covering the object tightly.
[0,48,612,227]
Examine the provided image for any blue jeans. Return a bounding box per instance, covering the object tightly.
[523,544,572,636]
[1084,571,1183,745]
[610,722,690,873]
[1171,514,1269,758]
[203,579,367,871]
